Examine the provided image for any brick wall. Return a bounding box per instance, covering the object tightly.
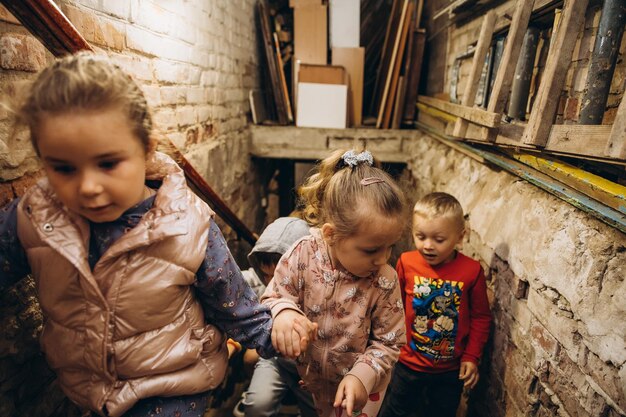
[0,1,265,415]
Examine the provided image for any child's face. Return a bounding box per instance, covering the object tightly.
[412,214,464,267]
[258,262,277,285]
[323,214,403,278]
[35,108,149,223]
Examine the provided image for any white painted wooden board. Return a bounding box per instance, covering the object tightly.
[296,82,348,128]
[329,0,360,48]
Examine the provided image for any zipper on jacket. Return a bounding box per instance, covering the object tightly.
[320,268,339,400]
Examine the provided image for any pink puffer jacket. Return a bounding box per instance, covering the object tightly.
[16,153,228,417]
[262,228,406,413]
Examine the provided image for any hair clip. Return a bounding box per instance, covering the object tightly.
[360,177,385,186]
[341,150,373,168]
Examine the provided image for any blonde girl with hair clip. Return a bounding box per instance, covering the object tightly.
[0,52,315,417]
[262,149,408,417]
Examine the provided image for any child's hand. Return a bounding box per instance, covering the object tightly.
[459,361,479,389]
[272,309,317,358]
[226,339,242,360]
[333,374,368,416]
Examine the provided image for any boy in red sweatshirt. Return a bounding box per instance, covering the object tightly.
[379,192,491,417]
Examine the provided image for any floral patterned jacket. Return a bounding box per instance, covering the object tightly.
[261,228,406,408]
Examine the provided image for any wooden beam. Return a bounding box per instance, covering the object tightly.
[451,10,497,138]
[605,89,626,159]
[486,0,535,116]
[521,0,589,146]
[250,125,414,163]
[0,0,90,56]
[546,125,613,157]
[497,124,614,160]
[508,152,626,215]
[273,32,293,122]
[418,108,624,163]
[418,95,501,127]
[417,102,458,124]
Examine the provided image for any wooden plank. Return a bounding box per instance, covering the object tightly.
[299,64,346,84]
[258,0,289,124]
[370,0,401,116]
[508,152,626,214]
[521,0,589,146]
[452,10,496,138]
[495,124,616,161]
[290,0,324,7]
[417,102,457,124]
[0,0,90,56]
[418,95,501,127]
[402,29,426,123]
[486,0,535,116]
[250,125,413,163]
[293,4,328,65]
[249,90,267,125]
[392,76,406,129]
[377,0,412,129]
[546,125,612,156]
[273,32,293,122]
[415,0,423,28]
[605,89,626,159]
[332,47,365,126]
[417,109,623,163]
[382,0,414,128]
[433,0,470,20]
[292,58,301,116]
[329,0,359,48]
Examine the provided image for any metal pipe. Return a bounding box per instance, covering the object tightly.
[507,26,540,120]
[579,0,626,124]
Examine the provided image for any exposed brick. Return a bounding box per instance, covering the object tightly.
[140,85,162,107]
[126,25,190,61]
[159,86,187,105]
[565,97,580,121]
[97,1,131,20]
[581,350,626,412]
[112,54,154,82]
[153,59,189,84]
[573,66,590,92]
[93,19,125,50]
[175,106,197,127]
[0,182,14,205]
[152,108,178,130]
[8,172,40,197]
[602,107,618,125]
[0,34,47,72]
[62,5,96,43]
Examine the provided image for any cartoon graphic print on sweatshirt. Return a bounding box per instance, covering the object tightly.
[409,275,463,362]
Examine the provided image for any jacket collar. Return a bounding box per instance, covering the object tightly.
[23,152,190,283]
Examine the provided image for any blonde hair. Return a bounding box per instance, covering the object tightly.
[12,51,154,154]
[298,149,406,237]
[413,192,465,232]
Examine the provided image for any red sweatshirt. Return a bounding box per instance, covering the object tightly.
[396,250,491,373]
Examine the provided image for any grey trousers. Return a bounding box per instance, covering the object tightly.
[242,356,317,417]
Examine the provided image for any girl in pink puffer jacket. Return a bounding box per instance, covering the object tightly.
[263,149,408,417]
